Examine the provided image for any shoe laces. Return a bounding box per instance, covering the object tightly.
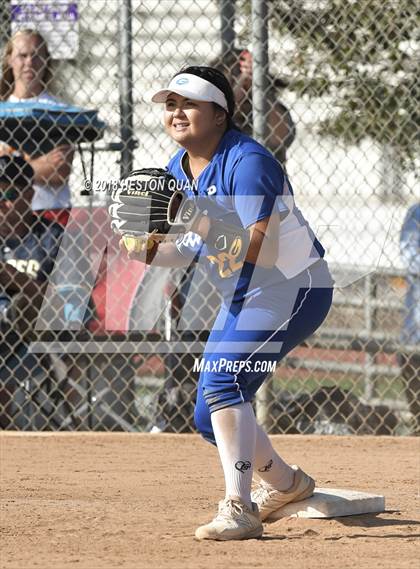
[252,483,275,506]
[216,498,245,521]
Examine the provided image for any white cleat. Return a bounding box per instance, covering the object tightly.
[195,496,263,541]
[252,465,315,521]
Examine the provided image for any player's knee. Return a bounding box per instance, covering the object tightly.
[203,384,247,415]
[193,406,216,445]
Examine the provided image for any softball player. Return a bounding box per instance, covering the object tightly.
[115,66,334,540]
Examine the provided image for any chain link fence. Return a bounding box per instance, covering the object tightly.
[0,0,418,434]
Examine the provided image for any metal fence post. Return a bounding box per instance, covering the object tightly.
[251,0,269,145]
[364,273,377,401]
[220,0,236,57]
[252,0,271,430]
[119,0,134,177]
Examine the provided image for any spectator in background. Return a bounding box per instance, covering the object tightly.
[0,155,88,429]
[0,28,73,214]
[398,202,420,433]
[211,48,296,166]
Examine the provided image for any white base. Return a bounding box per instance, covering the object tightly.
[267,488,386,520]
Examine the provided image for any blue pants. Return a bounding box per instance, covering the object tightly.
[194,260,334,444]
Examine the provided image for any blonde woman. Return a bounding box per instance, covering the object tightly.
[0,29,73,211]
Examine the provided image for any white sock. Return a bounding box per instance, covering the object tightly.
[210,402,256,510]
[254,425,295,490]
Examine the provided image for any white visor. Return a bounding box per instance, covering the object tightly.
[151,73,228,112]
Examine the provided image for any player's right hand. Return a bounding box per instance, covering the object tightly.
[119,235,158,262]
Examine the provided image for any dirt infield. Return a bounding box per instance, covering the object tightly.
[1,433,419,569]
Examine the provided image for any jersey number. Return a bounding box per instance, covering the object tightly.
[207,237,243,279]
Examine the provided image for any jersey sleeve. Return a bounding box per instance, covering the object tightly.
[230,152,290,228]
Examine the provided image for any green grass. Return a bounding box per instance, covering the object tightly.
[271,373,407,402]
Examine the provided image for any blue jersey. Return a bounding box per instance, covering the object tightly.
[167,129,324,300]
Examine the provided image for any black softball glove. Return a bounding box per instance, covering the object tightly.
[109,168,200,240]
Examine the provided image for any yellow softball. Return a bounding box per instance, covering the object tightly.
[122,234,154,253]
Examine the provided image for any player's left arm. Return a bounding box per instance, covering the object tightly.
[193,152,288,269]
[194,213,280,269]
[246,214,280,266]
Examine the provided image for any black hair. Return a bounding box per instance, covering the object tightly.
[209,49,290,89]
[173,65,239,130]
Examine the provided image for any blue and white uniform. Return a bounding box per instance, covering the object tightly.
[167,129,334,444]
